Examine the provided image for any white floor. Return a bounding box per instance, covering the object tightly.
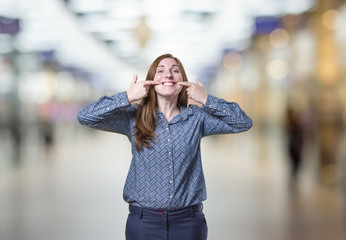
[0,126,345,240]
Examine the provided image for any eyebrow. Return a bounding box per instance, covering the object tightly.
[157,64,180,68]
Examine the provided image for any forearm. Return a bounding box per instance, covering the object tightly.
[77,91,134,134]
[202,95,253,135]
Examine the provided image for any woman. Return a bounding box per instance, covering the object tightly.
[78,53,252,240]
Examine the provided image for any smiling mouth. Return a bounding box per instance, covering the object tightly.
[162,82,176,86]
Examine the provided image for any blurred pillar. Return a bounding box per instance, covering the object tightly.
[8,43,22,163]
[0,17,22,163]
[312,0,343,185]
[133,16,151,48]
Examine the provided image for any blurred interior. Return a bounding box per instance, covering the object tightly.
[0,0,345,239]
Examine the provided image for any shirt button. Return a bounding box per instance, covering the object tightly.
[209,105,212,107]
[168,139,171,142]
[168,152,171,155]
[170,195,173,198]
[169,165,172,168]
[170,180,173,184]
[223,110,226,113]
[121,102,125,105]
[107,107,110,110]
[166,128,169,131]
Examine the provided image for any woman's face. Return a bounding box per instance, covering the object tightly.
[153,58,184,99]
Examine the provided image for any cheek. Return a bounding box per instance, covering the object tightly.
[153,74,160,81]
[176,84,183,92]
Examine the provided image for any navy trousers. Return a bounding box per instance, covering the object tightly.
[125,204,208,240]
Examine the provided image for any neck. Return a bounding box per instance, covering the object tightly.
[156,96,180,122]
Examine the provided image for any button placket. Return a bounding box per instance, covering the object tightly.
[166,124,174,202]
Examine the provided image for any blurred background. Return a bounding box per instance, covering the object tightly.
[0,0,345,239]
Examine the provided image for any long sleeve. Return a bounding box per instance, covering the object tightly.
[200,94,253,137]
[77,91,136,136]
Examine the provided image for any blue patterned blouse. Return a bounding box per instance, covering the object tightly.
[78,91,252,210]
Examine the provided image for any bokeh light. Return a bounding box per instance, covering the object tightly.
[266,59,290,80]
[269,28,290,48]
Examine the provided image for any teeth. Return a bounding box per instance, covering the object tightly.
[162,82,174,86]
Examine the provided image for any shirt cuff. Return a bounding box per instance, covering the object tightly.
[110,91,131,108]
[202,94,219,113]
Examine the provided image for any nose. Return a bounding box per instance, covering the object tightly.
[165,71,172,78]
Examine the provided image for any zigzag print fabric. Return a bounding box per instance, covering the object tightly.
[78,91,252,210]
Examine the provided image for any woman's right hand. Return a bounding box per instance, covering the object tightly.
[126,74,160,102]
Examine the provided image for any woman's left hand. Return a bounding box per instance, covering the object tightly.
[177,79,208,105]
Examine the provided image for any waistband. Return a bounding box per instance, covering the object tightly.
[129,204,203,218]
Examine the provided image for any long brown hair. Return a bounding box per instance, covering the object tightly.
[133,53,189,150]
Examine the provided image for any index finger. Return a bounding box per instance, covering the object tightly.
[143,80,160,85]
[176,82,193,86]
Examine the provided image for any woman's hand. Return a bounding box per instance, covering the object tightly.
[177,79,208,105]
[126,74,160,102]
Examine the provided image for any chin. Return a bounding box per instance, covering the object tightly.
[155,90,181,99]
[155,86,182,96]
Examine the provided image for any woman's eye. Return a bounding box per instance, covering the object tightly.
[173,69,180,73]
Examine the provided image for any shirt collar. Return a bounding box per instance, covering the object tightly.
[156,105,194,124]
